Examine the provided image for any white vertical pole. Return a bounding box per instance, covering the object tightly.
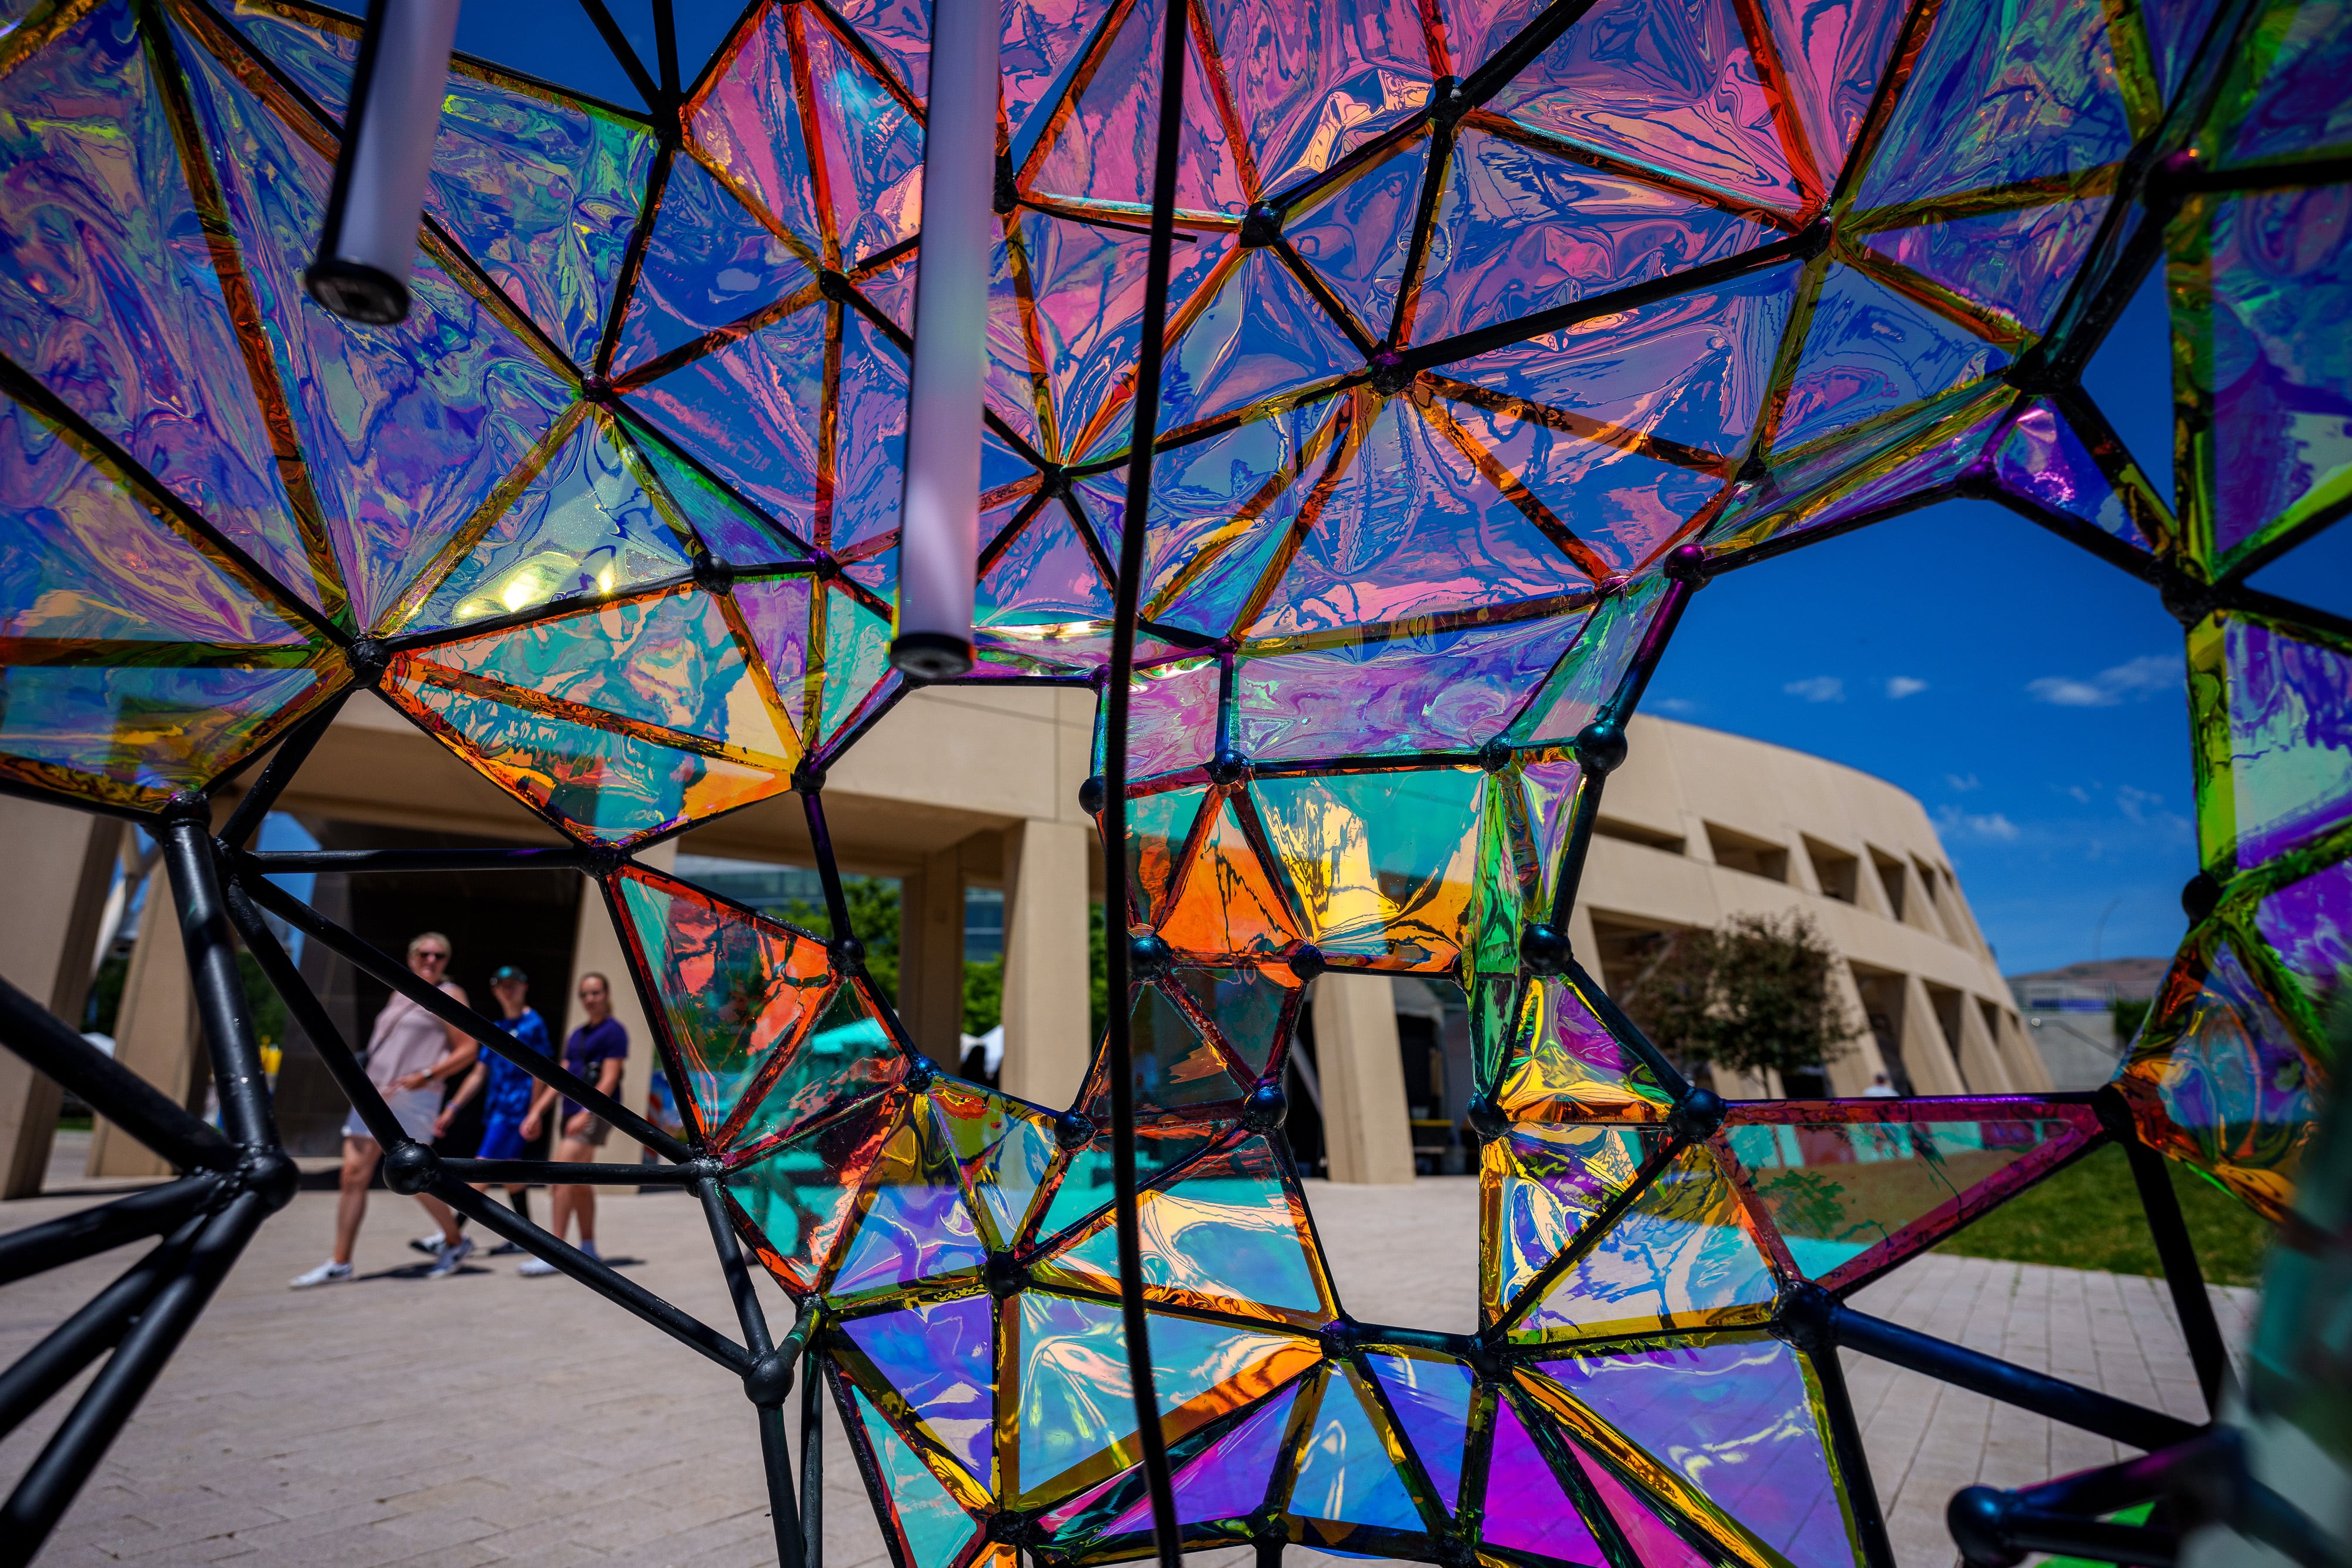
[306,0,462,325]
[890,0,999,681]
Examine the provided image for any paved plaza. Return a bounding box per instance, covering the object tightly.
[0,1175,2254,1568]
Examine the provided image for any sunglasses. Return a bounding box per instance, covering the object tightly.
[414,951,450,962]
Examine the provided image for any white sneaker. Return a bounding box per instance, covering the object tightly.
[516,1254,557,1276]
[426,1236,475,1279]
[409,1231,449,1257]
[290,1260,352,1289]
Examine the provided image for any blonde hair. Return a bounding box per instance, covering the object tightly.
[407,931,452,959]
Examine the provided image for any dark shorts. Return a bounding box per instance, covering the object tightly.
[476,1115,530,1161]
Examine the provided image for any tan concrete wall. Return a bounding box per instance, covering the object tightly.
[0,798,119,1196]
[1312,974,1415,1185]
[570,841,675,1167]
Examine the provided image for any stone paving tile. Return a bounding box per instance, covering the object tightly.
[1,1182,2256,1567]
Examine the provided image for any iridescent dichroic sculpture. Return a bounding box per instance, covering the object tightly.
[0,0,2343,1564]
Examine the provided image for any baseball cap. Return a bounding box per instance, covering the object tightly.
[489,965,527,985]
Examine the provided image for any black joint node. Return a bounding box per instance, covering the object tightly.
[1129,931,1174,979]
[1319,1318,1357,1360]
[1367,349,1413,397]
[1478,737,1514,774]
[1465,1092,1509,1143]
[1663,543,1712,586]
[688,1156,727,1183]
[579,374,616,405]
[1241,1081,1288,1133]
[817,269,853,304]
[1946,1486,2024,1568]
[579,842,624,880]
[1054,1109,1095,1151]
[2001,347,2060,396]
[1795,217,1833,261]
[691,553,734,591]
[830,934,867,967]
[1465,1340,1508,1381]
[743,1347,796,1407]
[2181,870,2223,925]
[1775,1281,1835,1354]
[1735,449,1771,487]
[1288,944,1327,982]
[1038,464,1073,500]
[985,1248,1030,1299]
[1437,1533,1477,1568]
[791,764,827,795]
[1668,1086,1727,1144]
[1429,74,1465,124]
[1573,718,1627,775]
[903,1055,938,1092]
[161,789,210,825]
[1239,201,1284,249]
[345,637,389,687]
[2159,569,2218,627]
[1077,774,1106,815]
[810,552,841,581]
[382,1139,441,1196]
[1518,922,1569,975]
[240,1148,301,1214]
[1208,747,1251,787]
[994,154,1018,216]
[986,1511,1040,1548]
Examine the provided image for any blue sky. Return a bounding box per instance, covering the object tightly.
[1648,272,2194,976]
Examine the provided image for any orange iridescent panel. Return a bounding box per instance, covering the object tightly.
[1251,768,1485,971]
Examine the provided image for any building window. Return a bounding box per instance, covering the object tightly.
[1802,837,1859,901]
[1593,817,1686,854]
[1704,823,1788,882]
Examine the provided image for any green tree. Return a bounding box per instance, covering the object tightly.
[1620,911,1859,1084]
[957,903,1108,1042]
[773,875,902,1000]
[2112,996,2151,1044]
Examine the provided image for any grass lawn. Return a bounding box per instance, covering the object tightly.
[1933,1142,2277,1288]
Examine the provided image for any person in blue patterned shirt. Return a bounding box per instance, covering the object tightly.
[429,966,552,1263]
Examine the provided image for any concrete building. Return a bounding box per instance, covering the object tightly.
[2007,957,2169,1091]
[0,696,2046,1196]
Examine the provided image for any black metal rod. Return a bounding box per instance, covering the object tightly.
[799,790,854,942]
[163,814,278,1149]
[0,972,234,1174]
[1544,765,1609,931]
[237,846,591,874]
[1951,1487,2179,1568]
[242,875,694,1161]
[0,1213,205,1437]
[0,1189,263,1567]
[700,1179,804,1568]
[222,881,409,1148]
[1095,0,1192,1556]
[0,1176,216,1289]
[440,1158,693,1187]
[800,1333,824,1568]
[1805,1343,1896,1568]
[2120,1135,2233,1413]
[1832,1302,2201,1450]
[218,690,349,849]
[430,1178,749,1373]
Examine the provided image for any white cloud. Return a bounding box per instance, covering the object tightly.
[1652,696,1700,716]
[1885,676,1929,699]
[2027,653,2184,707]
[1937,805,2022,842]
[1946,772,1982,793]
[1783,676,1845,703]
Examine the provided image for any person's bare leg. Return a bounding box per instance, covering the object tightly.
[549,1182,577,1243]
[333,1137,379,1265]
[557,1136,598,1245]
[574,1183,597,1246]
[414,1192,460,1245]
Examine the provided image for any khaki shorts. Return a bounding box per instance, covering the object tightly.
[565,1113,612,1148]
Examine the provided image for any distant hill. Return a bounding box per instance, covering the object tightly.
[2006,957,2170,1000]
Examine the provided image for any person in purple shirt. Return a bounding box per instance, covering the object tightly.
[517,972,626,1274]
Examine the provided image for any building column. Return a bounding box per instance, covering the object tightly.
[1312,972,1416,1185]
[0,798,121,1197]
[1897,974,1968,1095]
[1953,993,2017,1094]
[1990,1004,2054,1092]
[1822,962,1889,1097]
[568,840,676,1166]
[897,842,967,1074]
[999,820,1092,1111]
[88,862,199,1179]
